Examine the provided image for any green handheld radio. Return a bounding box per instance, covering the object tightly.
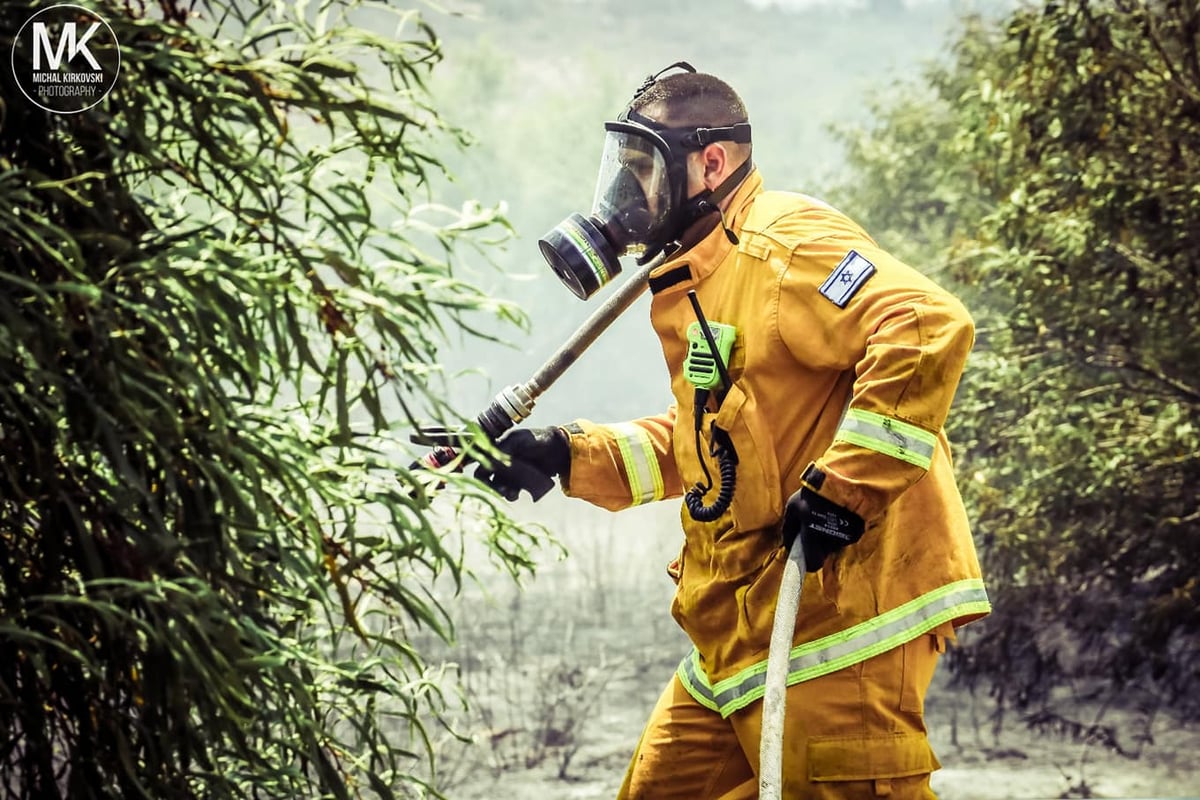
[681,291,738,522]
[684,320,737,390]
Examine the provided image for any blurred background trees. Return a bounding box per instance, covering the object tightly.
[0,1,540,797]
[832,0,1200,746]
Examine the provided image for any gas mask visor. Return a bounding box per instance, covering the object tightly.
[538,123,673,300]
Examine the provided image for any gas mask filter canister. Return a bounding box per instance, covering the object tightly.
[537,212,624,301]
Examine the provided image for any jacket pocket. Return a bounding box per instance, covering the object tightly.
[808,731,940,783]
[714,382,782,533]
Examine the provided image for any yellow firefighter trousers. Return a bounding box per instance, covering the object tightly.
[617,629,949,799]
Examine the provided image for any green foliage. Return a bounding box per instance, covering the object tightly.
[0,1,542,797]
[833,0,1200,737]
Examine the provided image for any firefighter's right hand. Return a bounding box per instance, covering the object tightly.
[473,427,570,502]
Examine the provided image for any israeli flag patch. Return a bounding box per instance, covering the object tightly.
[819,250,876,308]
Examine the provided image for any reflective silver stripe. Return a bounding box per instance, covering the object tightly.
[609,422,665,506]
[676,579,990,718]
[835,408,937,470]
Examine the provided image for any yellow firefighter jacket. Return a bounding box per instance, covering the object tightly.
[562,170,990,717]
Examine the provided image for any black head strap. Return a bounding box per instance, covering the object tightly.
[683,123,752,148]
[630,61,696,103]
[705,156,755,209]
[624,109,752,151]
[688,156,755,246]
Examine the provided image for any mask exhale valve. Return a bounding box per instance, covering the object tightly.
[682,291,737,522]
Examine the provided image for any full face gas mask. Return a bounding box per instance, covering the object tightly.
[538,63,753,300]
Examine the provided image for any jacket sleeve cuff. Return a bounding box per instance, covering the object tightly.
[561,418,680,510]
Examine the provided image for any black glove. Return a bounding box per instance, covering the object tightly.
[473,427,570,502]
[781,487,865,573]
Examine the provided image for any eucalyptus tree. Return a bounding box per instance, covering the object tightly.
[0,2,537,797]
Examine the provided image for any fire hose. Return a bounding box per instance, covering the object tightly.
[411,252,665,476]
[759,539,805,800]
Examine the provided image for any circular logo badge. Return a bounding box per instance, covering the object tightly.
[10,4,121,114]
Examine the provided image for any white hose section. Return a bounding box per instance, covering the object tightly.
[759,543,806,800]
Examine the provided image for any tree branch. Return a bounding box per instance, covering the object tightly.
[1136,1,1200,106]
[1083,344,1200,405]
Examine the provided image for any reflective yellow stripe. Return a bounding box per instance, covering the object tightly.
[609,422,665,506]
[835,408,937,470]
[563,220,610,283]
[676,579,990,718]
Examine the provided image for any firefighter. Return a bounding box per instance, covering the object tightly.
[476,63,990,799]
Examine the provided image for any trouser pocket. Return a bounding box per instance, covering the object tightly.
[807,732,940,798]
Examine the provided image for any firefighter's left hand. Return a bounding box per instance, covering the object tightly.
[781,487,865,572]
[473,427,569,502]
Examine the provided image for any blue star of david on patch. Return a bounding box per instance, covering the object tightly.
[819,250,876,308]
